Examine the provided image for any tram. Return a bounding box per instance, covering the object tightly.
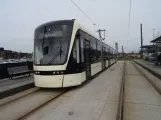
[33,19,117,88]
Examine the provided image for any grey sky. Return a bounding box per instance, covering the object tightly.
[0,0,161,53]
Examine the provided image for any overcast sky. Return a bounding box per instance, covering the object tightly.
[0,0,161,53]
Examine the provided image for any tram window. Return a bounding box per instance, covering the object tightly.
[72,41,77,62]
[90,38,96,62]
[105,45,107,58]
[84,40,90,62]
[103,47,105,57]
[108,46,110,57]
[79,30,85,63]
[76,39,80,63]
[96,40,101,60]
[96,40,98,60]
[80,39,84,62]
[72,39,80,63]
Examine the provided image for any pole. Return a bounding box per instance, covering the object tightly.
[97,29,106,69]
[115,42,118,57]
[122,45,124,56]
[155,44,158,65]
[153,29,155,39]
[153,29,155,55]
[140,24,143,59]
[93,24,96,33]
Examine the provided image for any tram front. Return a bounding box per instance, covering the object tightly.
[33,20,74,88]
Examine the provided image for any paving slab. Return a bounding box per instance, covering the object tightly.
[24,62,123,120]
[99,101,118,120]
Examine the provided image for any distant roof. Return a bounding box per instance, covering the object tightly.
[151,36,161,43]
[35,19,75,31]
[141,45,155,48]
[0,47,4,51]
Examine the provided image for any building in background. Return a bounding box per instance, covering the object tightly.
[0,47,4,59]
[141,45,156,56]
[151,36,161,64]
[141,45,161,60]
[0,47,32,60]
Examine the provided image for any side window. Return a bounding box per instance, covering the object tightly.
[96,40,101,60]
[72,41,77,62]
[103,46,105,57]
[80,38,84,62]
[72,39,80,63]
[72,31,80,63]
[80,30,84,62]
[90,37,96,62]
[84,40,90,62]
[96,40,98,60]
[76,39,80,63]
[110,47,112,57]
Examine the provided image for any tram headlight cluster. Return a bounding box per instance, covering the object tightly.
[35,71,40,74]
[34,71,64,75]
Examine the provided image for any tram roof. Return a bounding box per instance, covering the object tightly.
[75,20,114,49]
[35,19,116,50]
[151,36,161,43]
[35,19,75,30]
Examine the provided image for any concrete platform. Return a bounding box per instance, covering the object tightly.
[134,61,161,92]
[0,75,34,99]
[134,60,161,78]
[23,62,123,120]
[124,61,161,120]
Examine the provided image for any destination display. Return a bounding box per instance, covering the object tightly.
[37,30,63,39]
[44,30,63,38]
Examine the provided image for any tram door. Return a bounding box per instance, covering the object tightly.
[102,47,106,69]
[84,40,91,80]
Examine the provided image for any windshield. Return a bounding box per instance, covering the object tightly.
[34,24,73,65]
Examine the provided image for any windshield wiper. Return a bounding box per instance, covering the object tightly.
[60,41,62,60]
[47,51,60,65]
[42,26,46,48]
[47,46,63,65]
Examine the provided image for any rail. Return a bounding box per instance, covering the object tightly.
[0,87,69,120]
[116,61,161,120]
[133,60,161,79]
[116,61,125,120]
[0,87,39,107]
[19,90,68,120]
[132,61,161,95]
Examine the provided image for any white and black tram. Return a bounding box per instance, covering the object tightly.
[33,19,117,88]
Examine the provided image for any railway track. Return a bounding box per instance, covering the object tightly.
[117,61,161,120]
[132,61,161,94]
[1,61,161,120]
[116,61,125,120]
[0,87,69,120]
